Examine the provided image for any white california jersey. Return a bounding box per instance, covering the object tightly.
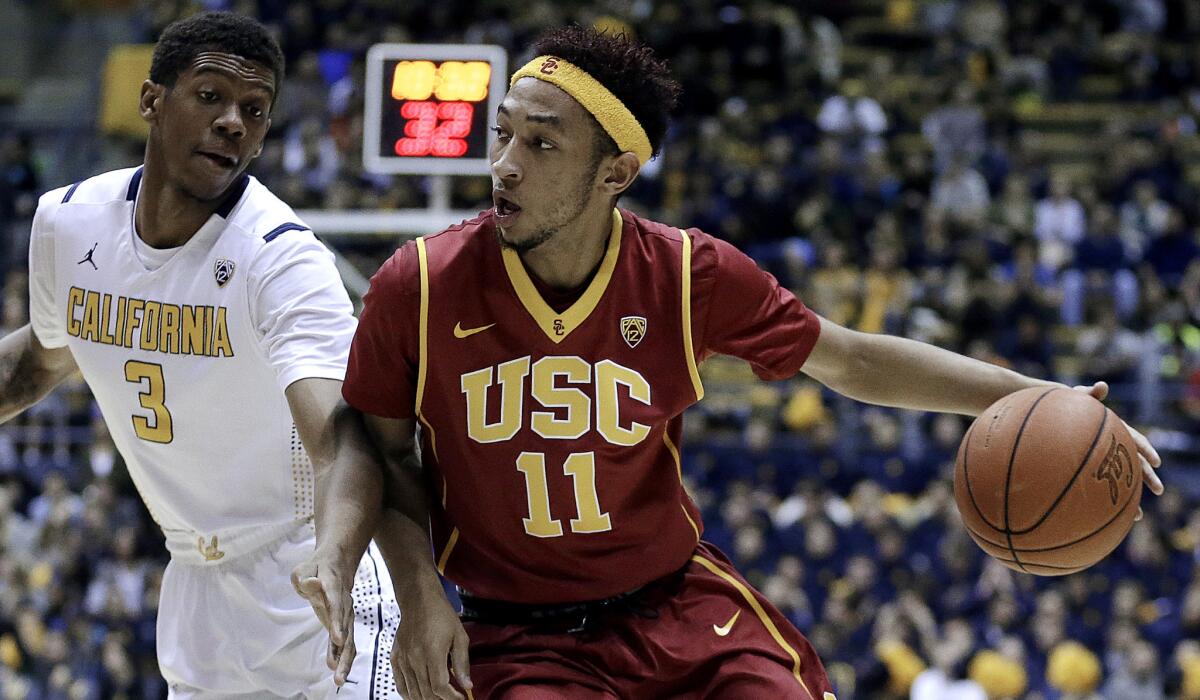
[28,167,356,562]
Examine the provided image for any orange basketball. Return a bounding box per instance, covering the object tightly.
[953,387,1142,576]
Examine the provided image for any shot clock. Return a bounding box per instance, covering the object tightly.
[364,44,509,175]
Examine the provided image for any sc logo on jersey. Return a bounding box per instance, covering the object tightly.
[620,316,646,348]
[213,259,236,287]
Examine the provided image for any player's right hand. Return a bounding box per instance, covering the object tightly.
[291,555,356,686]
[392,584,472,700]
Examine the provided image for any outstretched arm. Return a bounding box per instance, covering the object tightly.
[0,324,77,423]
[800,315,1052,416]
[800,315,1163,496]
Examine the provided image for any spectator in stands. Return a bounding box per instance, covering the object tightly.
[1143,207,1198,289]
[991,173,1035,238]
[1047,641,1104,699]
[793,10,843,87]
[1102,638,1167,700]
[1034,173,1087,269]
[1120,179,1172,258]
[930,156,991,230]
[957,0,1007,51]
[1064,202,1138,325]
[816,77,888,163]
[923,81,987,171]
[0,133,39,296]
[1075,299,1145,384]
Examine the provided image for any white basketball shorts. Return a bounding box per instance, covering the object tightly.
[157,523,401,699]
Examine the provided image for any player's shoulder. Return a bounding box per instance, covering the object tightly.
[619,208,725,261]
[417,209,498,271]
[421,209,494,252]
[368,210,493,297]
[224,176,316,250]
[39,166,142,214]
[620,208,685,244]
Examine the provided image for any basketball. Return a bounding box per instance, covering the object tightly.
[954,387,1142,576]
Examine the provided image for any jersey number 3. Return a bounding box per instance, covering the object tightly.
[125,360,173,443]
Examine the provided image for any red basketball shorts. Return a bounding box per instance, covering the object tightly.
[461,542,836,699]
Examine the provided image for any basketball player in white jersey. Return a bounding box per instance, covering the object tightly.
[0,12,401,698]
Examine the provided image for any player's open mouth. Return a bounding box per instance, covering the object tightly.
[493,192,522,225]
[196,150,237,169]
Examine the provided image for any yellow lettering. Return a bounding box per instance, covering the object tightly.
[99,294,116,345]
[81,291,101,341]
[125,361,173,443]
[530,357,591,439]
[515,452,563,538]
[461,356,529,443]
[181,305,205,356]
[140,301,160,352]
[515,451,611,538]
[66,287,84,337]
[211,307,233,357]
[124,299,144,348]
[160,304,181,354]
[114,295,127,347]
[596,360,651,446]
[204,307,216,355]
[563,452,611,533]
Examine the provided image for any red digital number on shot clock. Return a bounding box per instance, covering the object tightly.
[394,101,474,158]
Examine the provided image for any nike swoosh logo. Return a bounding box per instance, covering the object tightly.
[453,322,496,339]
[713,610,740,637]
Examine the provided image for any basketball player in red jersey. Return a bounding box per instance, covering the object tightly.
[293,26,1163,700]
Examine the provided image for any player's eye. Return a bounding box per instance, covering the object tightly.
[537,139,555,151]
[199,90,218,103]
[490,126,510,141]
[245,104,265,120]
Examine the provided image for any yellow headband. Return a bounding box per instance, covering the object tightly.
[509,55,653,166]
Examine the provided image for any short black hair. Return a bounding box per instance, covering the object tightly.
[531,25,681,161]
[150,12,284,98]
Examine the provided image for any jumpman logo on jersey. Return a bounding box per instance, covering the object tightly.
[77,243,99,270]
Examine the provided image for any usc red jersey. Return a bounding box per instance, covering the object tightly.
[344,209,820,603]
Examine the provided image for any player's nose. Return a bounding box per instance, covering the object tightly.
[213,103,246,140]
[490,144,521,184]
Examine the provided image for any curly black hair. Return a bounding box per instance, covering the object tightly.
[531,25,681,161]
[150,12,284,100]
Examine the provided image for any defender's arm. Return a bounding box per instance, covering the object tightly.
[0,324,77,422]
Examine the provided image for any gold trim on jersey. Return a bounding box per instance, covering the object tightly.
[679,230,704,401]
[415,237,431,414]
[437,527,460,575]
[500,209,622,344]
[691,554,815,699]
[663,430,700,545]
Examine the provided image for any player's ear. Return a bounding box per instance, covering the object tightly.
[600,151,640,197]
[140,80,165,124]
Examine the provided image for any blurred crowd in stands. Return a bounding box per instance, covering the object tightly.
[2,0,1200,698]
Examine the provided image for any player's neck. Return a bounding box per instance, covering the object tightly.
[520,208,612,291]
[134,160,220,249]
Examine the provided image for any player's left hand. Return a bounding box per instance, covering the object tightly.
[392,579,472,700]
[1073,381,1164,521]
[292,554,356,686]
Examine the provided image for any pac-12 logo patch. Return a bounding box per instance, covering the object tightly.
[214,258,236,287]
[621,316,647,348]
